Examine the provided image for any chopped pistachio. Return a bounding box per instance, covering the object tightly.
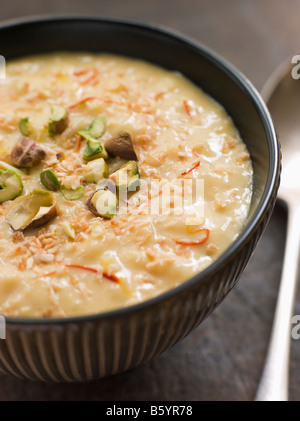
[31,205,58,228]
[0,169,23,203]
[105,131,137,160]
[0,160,23,176]
[11,137,46,168]
[18,117,33,137]
[87,189,117,219]
[62,222,76,240]
[88,116,106,138]
[40,169,61,191]
[77,129,95,143]
[61,185,85,201]
[6,189,57,231]
[78,116,106,141]
[83,140,108,161]
[84,158,109,183]
[109,160,140,191]
[48,105,69,136]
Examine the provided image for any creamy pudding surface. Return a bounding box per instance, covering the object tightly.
[0,53,252,317]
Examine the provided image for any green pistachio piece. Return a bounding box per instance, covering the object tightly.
[109,160,140,191]
[40,169,61,191]
[18,117,33,137]
[48,105,69,136]
[88,116,106,138]
[11,137,46,168]
[83,140,108,161]
[77,129,95,142]
[84,158,109,183]
[5,189,57,231]
[0,169,23,203]
[78,116,106,141]
[87,189,117,219]
[61,185,85,201]
[0,161,23,176]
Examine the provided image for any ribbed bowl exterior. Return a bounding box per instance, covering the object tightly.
[0,17,281,382]
[0,185,278,382]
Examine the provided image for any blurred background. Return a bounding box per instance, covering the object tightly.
[0,0,299,401]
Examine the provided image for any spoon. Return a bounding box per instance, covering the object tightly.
[255,58,300,401]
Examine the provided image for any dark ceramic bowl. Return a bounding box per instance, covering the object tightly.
[0,16,280,382]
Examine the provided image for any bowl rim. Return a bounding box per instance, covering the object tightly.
[0,15,280,325]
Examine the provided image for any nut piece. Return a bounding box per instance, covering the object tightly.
[48,105,69,136]
[18,117,33,137]
[0,169,23,203]
[78,116,106,141]
[83,140,108,161]
[84,158,109,183]
[87,189,118,219]
[0,160,23,176]
[62,222,76,240]
[11,137,46,168]
[6,189,57,231]
[61,185,85,201]
[40,169,61,191]
[27,204,58,230]
[109,160,140,191]
[105,131,137,160]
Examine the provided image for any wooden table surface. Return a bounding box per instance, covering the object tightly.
[0,0,299,401]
